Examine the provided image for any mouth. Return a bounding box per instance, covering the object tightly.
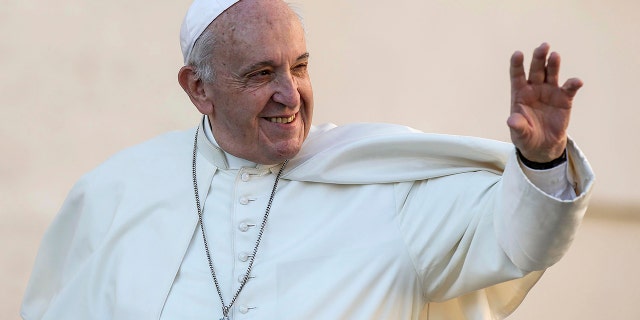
[265,113,296,124]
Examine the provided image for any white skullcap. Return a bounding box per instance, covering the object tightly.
[180,0,241,64]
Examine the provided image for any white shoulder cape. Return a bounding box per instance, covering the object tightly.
[22,121,595,320]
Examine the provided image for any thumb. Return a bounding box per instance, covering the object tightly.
[507,113,528,141]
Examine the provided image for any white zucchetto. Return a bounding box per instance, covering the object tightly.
[180,0,241,64]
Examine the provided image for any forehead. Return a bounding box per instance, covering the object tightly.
[228,0,294,25]
[211,0,306,65]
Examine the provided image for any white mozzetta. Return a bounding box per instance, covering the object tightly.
[21,118,594,320]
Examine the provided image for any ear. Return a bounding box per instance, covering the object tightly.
[178,66,214,115]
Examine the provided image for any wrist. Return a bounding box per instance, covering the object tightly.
[516,148,567,170]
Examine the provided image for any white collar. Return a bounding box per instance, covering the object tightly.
[203,115,257,170]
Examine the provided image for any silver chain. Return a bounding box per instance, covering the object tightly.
[192,129,288,319]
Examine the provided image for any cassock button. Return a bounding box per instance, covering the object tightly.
[238,222,250,232]
[239,252,250,262]
[238,274,254,283]
[241,172,251,182]
[238,305,250,314]
[239,197,250,205]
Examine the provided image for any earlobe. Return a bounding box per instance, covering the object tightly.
[178,66,214,115]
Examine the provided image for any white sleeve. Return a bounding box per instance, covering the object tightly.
[519,161,577,200]
[395,138,595,319]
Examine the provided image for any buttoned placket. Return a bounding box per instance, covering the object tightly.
[231,165,277,318]
[195,120,285,318]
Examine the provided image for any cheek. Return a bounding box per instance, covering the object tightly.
[216,106,252,138]
[300,84,314,116]
[230,111,257,133]
[299,79,313,101]
[218,89,273,134]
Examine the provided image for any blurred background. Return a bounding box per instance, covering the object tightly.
[1,0,638,319]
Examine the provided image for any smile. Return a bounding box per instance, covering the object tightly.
[267,114,296,124]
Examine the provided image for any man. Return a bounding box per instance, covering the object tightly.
[21,0,594,319]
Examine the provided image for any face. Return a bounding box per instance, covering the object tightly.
[201,0,313,165]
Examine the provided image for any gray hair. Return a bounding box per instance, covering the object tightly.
[187,2,305,84]
[187,23,218,83]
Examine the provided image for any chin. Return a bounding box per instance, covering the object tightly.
[277,147,302,161]
[267,143,302,163]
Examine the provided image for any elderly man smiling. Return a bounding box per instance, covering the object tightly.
[21,0,594,319]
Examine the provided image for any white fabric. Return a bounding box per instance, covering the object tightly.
[21,119,595,320]
[162,119,578,319]
[180,0,240,64]
[203,115,256,169]
[518,161,575,200]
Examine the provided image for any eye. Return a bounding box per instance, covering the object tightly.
[248,69,273,78]
[292,63,308,75]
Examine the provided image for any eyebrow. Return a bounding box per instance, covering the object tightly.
[240,52,310,76]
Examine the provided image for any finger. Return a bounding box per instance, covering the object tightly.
[561,77,584,99]
[528,43,550,85]
[546,51,561,86]
[510,51,527,90]
[506,112,529,142]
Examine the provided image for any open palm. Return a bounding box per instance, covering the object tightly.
[508,43,583,163]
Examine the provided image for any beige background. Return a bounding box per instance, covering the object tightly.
[2,0,639,319]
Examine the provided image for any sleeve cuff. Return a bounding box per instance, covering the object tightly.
[518,160,576,200]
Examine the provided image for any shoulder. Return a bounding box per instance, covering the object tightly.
[305,122,510,151]
[306,122,420,140]
[107,127,195,164]
[80,127,196,189]
[287,122,512,184]
[298,122,425,159]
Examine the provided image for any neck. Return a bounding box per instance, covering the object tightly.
[203,115,257,169]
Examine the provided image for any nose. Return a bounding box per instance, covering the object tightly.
[272,71,300,108]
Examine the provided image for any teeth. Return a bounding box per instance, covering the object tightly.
[268,114,296,124]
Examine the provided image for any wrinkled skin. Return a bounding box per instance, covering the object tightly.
[179,0,313,165]
[508,43,583,163]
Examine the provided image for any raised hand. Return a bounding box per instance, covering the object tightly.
[508,43,583,163]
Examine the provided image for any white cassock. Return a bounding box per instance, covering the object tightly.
[21,117,594,320]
